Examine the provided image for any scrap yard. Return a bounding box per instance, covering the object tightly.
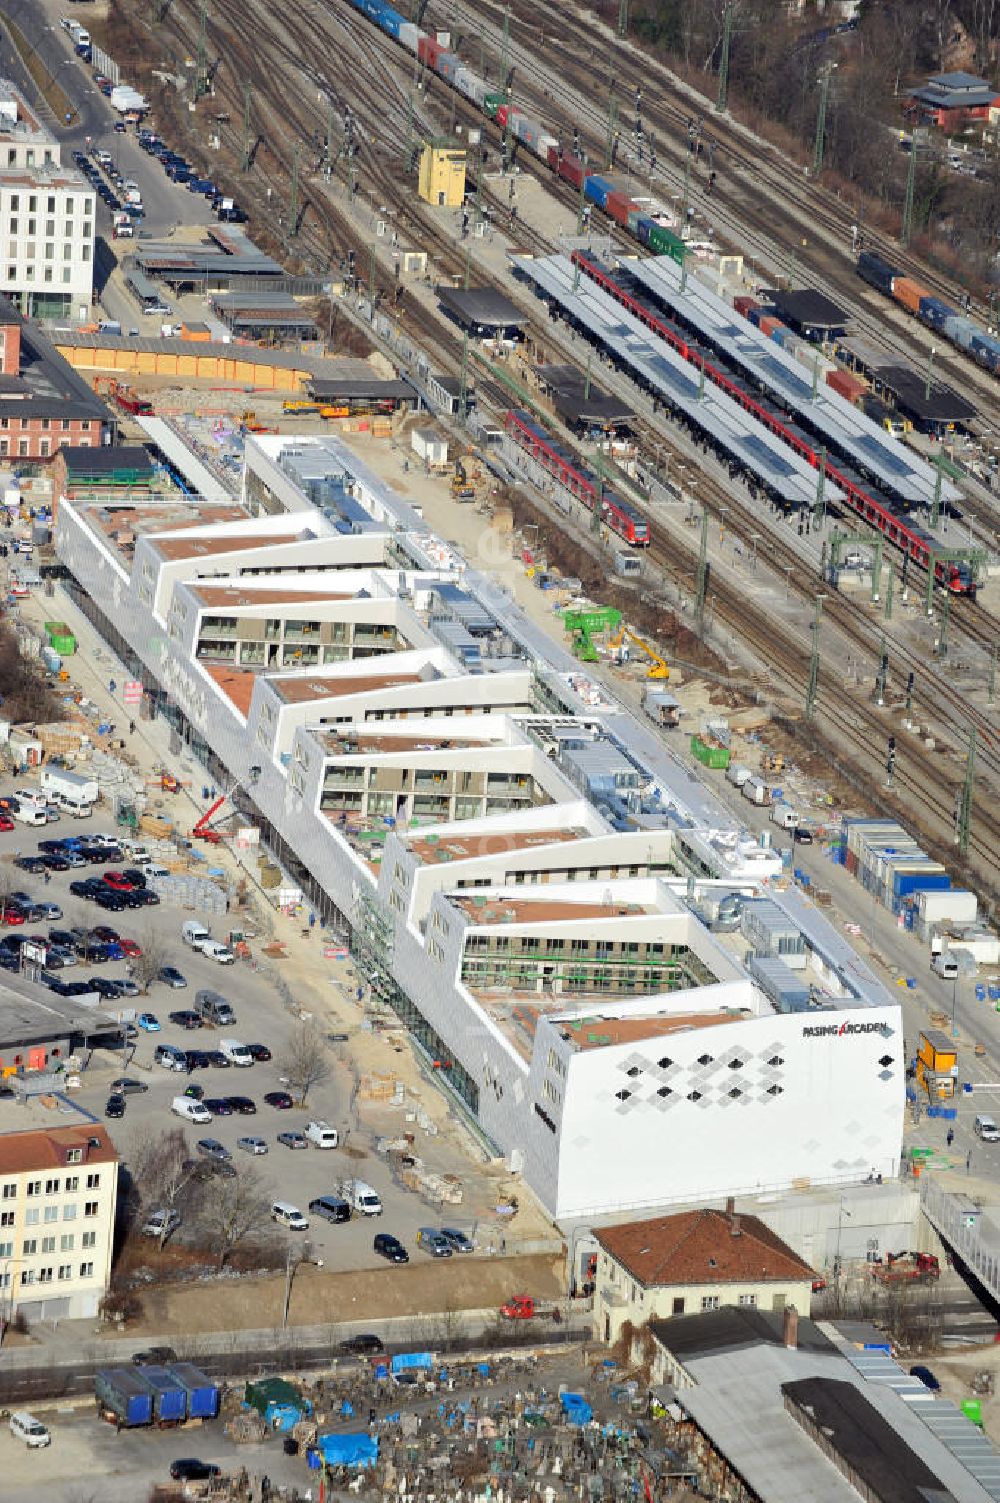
[5,1,1000,1500]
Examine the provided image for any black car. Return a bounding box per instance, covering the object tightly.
[69,880,96,898]
[14,856,45,873]
[246,1043,272,1062]
[133,1345,178,1367]
[170,1010,202,1030]
[374,1233,409,1264]
[122,868,147,888]
[95,893,127,912]
[206,1051,230,1069]
[137,888,160,906]
[105,1093,126,1119]
[169,1460,220,1483]
[184,1049,210,1071]
[226,1095,256,1115]
[793,827,814,844]
[339,1333,384,1354]
[120,890,146,909]
[38,853,69,871]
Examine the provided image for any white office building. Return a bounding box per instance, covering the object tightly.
[0,81,94,318]
[54,435,904,1220]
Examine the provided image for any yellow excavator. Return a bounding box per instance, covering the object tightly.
[451,457,477,502]
[608,626,670,679]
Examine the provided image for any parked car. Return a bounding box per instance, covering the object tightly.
[170,1009,202,1029]
[184,1083,205,1101]
[110,1077,148,1096]
[169,1461,220,1483]
[264,1091,293,1109]
[160,966,187,988]
[246,1043,272,1062]
[138,1012,160,1032]
[105,1093,126,1119]
[237,1135,267,1154]
[440,1227,474,1254]
[132,1346,178,1367]
[195,1138,231,1163]
[277,1130,308,1150]
[142,1208,181,1239]
[416,1227,453,1258]
[226,1096,256,1115]
[374,1233,408,1264]
[204,1098,233,1117]
[340,1333,384,1354]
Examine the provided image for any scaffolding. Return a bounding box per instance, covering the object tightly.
[351,886,395,1003]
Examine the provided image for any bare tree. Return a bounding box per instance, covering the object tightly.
[128,926,171,995]
[128,1126,202,1246]
[196,1163,273,1270]
[278,1022,331,1108]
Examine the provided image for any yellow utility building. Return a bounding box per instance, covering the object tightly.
[418,138,467,208]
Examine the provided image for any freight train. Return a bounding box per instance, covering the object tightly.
[344,0,687,262]
[504,409,650,545]
[857,251,1000,377]
[573,252,975,595]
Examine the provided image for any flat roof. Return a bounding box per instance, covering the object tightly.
[135,417,233,504]
[516,254,843,508]
[270,671,424,704]
[0,974,120,1049]
[437,284,525,329]
[324,731,492,757]
[455,896,649,925]
[153,531,308,562]
[621,254,961,506]
[406,826,586,866]
[309,377,416,400]
[60,445,153,480]
[202,663,259,716]
[190,584,355,609]
[768,289,849,329]
[875,365,977,424]
[555,1010,735,1051]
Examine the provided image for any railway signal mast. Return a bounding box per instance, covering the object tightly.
[716,3,734,114]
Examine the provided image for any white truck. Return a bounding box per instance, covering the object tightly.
[40,767,98,807]
[110,84,148,115]
[338,1178,382,1216]
[305,1120,339,1149]
[219,1039,253,1067]
[741,775,771,807]
[726,763,752,789]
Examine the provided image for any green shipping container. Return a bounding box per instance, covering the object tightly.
[690,735,730,770]
[483,93,506,120]
[648,224,686,266]
[43,621,76,655]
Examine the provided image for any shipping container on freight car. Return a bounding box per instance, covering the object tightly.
[635,215,654,247]
[167,1363,220,1420]
[584,174,613,209]
[769,323,790,344]
[627,207,645,233]
[892,277,928,315]
[605,191,636,225]
[647,223,685,264]
[971,332,1000,372]
[733,294,757,317]
[918,295,955,331]
[483,91,506,120]
[857,250,898,295]
[827,368,867,405]
[417,34,442,68]
[944,313,977,348]
[495,103,510,128]
[134,1365,188,1425]
[455,67,487,106]
[95,1369,155,1428]
[759,315,782,338]
[437,51,461,82]
[398,20,419,51]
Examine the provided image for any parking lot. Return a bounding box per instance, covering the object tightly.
[0,806,483,1276]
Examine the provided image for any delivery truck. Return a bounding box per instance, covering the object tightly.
[95,1369,154,1429]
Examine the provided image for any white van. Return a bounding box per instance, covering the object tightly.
[342,1179,382,1216]
[202,940,235,965]
[305,1120,339,1149]
[726,763,752,789]
[931,951,959,981]
[182,920,211,951]
[219,1039,252,1067]
[13,804,47,827]
[271,1201,309,1231]
[975,1114,1000,1142]
[9,1412,50,1448]
[172,1095,212,1124]
[13,787,46,809]
[769,804,797,830]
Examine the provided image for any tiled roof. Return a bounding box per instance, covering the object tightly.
[595,1207,815,1289]
[0,1122,117,1176]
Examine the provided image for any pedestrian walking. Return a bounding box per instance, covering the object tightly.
[43,869,50,885]
[129,720,136,736]
[967,1150,973,1173]
[946,1127,955,1148]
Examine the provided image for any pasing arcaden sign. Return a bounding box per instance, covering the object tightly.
[801,1021,891,1038]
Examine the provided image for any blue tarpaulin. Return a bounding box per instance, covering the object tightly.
[313,1432,380,1468]
[390,1351,434,1374]
[560,1393,593,1427]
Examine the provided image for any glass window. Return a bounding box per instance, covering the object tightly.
[65,1176,79,1191]
[81,1230,96,1249]
[84,1201,98,1218]
[58,1264,72,1280]
[79,1261,94,1278]
[45,1178,59,1195]
[60,1234,74,1252]
[21,1238,36,1255]
[1,1184,16,1199]
[86,1173,100,1191]
[24,1209,38,1225]
[25,1180,40,1197]
[41,1236,55,1254]
[43,1206,58,1224]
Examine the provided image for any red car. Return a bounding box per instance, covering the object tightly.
[0,814,13,832]
[121,938,142,957]
[0,905,25,925]
[102,872,134,891]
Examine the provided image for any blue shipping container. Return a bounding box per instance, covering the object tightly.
[944,314,977,347]
[167,1363,220,1420]
[135,1365,188,1424]
[96,1369,154,1428]
[918,295,954,330]
[635,216,653,246]
[584,175,612,209]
